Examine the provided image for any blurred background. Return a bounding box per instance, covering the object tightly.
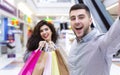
[0,0,120,75]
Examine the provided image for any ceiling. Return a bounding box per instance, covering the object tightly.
[16,0,77,22]
[103,0,118,19]
[16,0,118,22]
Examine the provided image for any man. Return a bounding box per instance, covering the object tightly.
[68,3,120,75]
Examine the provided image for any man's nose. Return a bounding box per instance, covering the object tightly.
[75,18,79,23]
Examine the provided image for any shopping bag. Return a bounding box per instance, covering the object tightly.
[51,51,60,75]
[55,49,69,75]
[32,51,48,75]
[43,52,52,75]
[19,49,42,75]
[48,41,69,75]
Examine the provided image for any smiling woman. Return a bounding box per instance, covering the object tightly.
[23,20,58,62]
[40,25,52,42]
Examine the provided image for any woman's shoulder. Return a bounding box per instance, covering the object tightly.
[23,49,32,62]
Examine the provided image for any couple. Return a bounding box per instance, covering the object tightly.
[24,2,120,75]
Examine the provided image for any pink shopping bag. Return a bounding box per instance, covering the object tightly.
[19,49,42,75]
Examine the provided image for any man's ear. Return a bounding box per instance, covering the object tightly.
[89,17,92,26]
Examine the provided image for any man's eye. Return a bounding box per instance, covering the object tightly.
[78,15,85,19]
[78,16,84,19]
[70,17,76,21]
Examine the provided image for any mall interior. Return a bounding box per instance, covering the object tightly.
[0,0,120,75]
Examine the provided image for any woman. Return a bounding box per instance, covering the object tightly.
[23,20,58,62]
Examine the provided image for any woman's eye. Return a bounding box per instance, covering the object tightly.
[40,28,48,32]
[40,30,43,32]
[45,28,48,31]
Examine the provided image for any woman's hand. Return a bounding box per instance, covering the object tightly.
[38,41,56,51]
[38,41,47,50]
[48,41,56,50]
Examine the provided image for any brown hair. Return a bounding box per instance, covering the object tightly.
[69,3,91,17]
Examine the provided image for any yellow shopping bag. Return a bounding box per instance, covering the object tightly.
[51,51,60,75]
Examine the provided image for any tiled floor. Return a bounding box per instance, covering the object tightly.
[0,51,24,75]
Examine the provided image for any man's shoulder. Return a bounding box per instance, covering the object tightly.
[93,33,105,42]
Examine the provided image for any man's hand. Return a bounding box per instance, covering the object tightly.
[118,0,120,16]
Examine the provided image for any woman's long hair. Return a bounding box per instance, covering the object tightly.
[26,20,58,51]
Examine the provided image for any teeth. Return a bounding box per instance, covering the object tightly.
[76,27,82,30]
[44,34,48,38]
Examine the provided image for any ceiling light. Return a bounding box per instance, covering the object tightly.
[106,3,118,10]
[17,2,33,17]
